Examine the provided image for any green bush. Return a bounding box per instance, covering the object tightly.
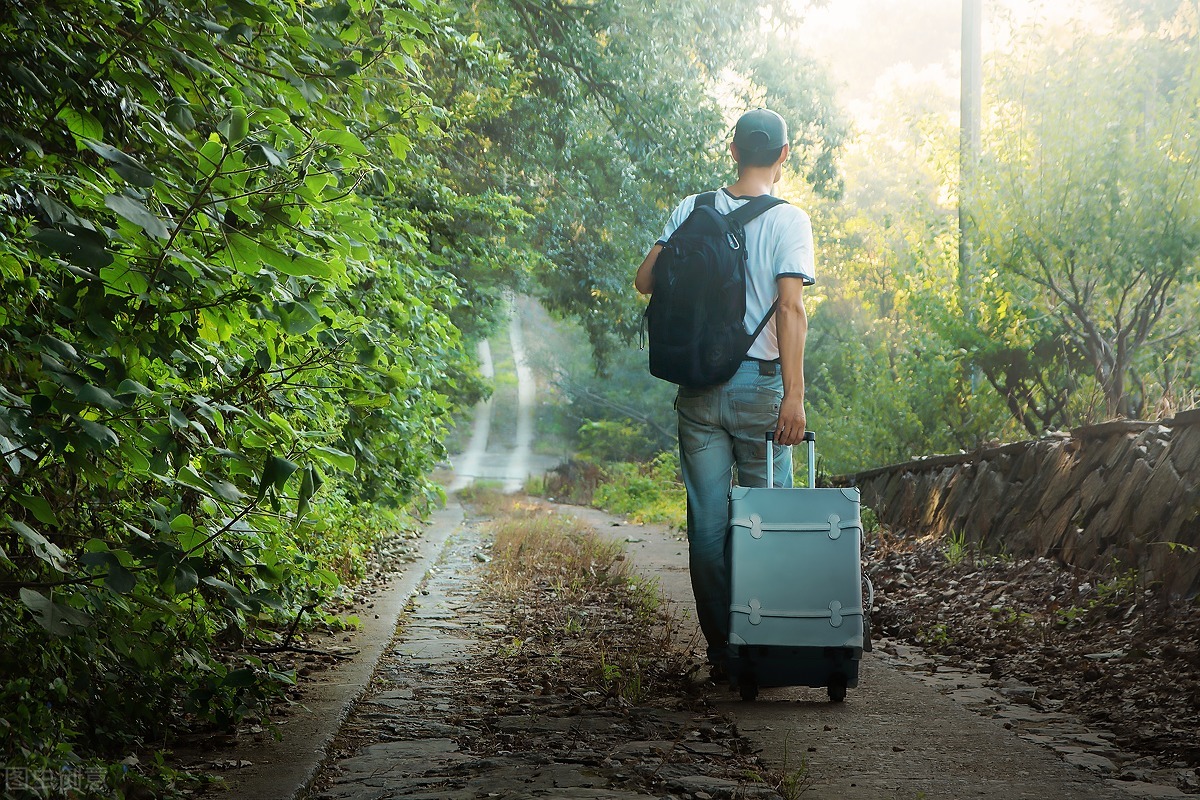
[577,419,658,463]
[592,452,686,529]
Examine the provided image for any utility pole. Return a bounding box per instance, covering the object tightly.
[959,0,982,306]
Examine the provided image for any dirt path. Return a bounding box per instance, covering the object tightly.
[447,340,495,494]
[448,300,560,493]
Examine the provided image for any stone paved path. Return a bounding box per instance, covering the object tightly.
[565,505,1187,800]
[305,520,777,800]
[299,500,1188,800]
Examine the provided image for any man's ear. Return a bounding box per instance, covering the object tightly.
[773,143,791,183]
[729,141,741,163]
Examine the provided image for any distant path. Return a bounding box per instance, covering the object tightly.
[445,340,494,494]
[504,307,535,492]
[448,301,561,493]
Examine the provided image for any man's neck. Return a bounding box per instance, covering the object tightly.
[725,168,777,198]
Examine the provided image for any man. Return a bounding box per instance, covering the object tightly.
[634,108,814,678]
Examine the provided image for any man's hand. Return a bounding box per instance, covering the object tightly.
[774,393,806,446]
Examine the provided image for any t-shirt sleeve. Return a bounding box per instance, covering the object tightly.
[656,195,698,246]
[772,206,816,285]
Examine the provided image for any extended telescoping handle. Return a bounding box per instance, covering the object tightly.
[765,431,816,488]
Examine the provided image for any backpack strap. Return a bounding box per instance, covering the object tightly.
[727,194,787,339]
[725,194,787,227]
[695,191,718,209]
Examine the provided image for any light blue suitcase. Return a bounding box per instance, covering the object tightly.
[726,432,872,701]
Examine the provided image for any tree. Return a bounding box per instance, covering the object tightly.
[973,13,1200,420]
[434,0,847,368]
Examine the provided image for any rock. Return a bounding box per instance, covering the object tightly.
[1062,752,1117,774]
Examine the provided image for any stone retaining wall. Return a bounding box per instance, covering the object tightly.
[843,410,1200,596]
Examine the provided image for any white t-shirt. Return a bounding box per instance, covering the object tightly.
[657,188,815,361]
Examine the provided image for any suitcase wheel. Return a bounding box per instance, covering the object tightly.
[827,673,847,703]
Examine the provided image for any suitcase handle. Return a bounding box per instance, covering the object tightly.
[765,431,816,488]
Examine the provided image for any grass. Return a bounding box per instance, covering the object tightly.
[468,488,686,703]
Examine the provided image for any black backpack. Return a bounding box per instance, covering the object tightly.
[645,191,787,387]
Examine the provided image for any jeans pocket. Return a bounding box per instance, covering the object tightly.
[676,390,715,455]
[729,386,783,432]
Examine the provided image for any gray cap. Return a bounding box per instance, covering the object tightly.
[733,108,788,152]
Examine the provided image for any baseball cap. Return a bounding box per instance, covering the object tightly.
[732,108,788,152]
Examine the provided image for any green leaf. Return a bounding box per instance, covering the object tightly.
[223,667,258,688]
[313,1,351,22]
[105,194,169,239]
[260,245,333,279]
[295,465,315,521]
[56,107,103,142]
[198,137,226,174]
[31,225,113,269]
[254,563,284,584]
[174,561,199,593]
[105,562,137,594]
[202,577,255,611]
[257,454,298,500]
[279,300,322,335]
[115,379,154,400]
[15,494,59,526]
[170,514,195,533]
[222,107,249,145]
[209,480,246,503]
[74,383,125,410]
[19,588,93,636]
[75,417,120,449]
[224,232,263,274]
[169,407,190,432]
[314,129,368,156]
[82,139,156,187]
[178,527,207,552]
[39,335,79,362]
[166,99,196,131]
[10,519,69,572]
[0,435,19,475]
[175,465,215,495]
[311,445,356,473]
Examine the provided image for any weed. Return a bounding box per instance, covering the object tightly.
[943,530,971,566]
[860,506,881,536]
[1093,565,1139,604]
[919,623,953,647]
[594,653,646,704]
[457,482,511,516]
[747,731,815,799]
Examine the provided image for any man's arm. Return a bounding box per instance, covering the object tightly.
[774,275,807,446]
[634,244,663,295]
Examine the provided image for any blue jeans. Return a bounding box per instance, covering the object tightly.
[675,360,792,666]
